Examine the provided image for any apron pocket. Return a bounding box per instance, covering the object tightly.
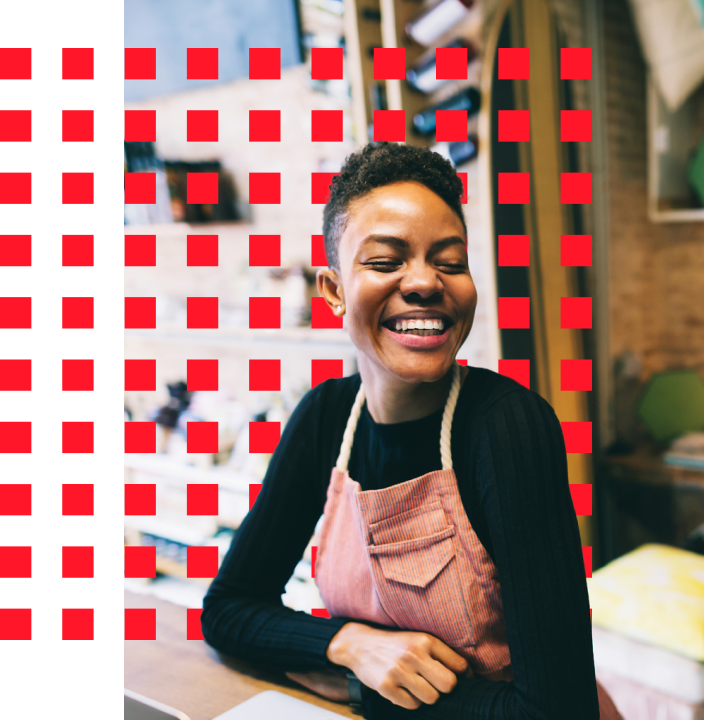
[367,526,476,647]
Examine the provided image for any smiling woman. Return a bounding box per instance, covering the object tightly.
[200,142,619,720]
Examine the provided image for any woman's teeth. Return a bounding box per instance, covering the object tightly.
[389,319,446,335]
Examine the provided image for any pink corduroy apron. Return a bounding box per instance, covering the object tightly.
[314,363,624,718]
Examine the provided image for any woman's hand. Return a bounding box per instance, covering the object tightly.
[326,623,473,710]
[284,668,351,703]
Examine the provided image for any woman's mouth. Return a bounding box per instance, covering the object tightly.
[380,319,453,348]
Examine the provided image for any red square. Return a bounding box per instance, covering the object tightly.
[62,546,94,578]
[125,359,156,391]
[561,110,591,142]
[125,110,156,142]
[498,110,530,142]
[125,484,156,516]
[186,173,218,204]
[498,359,530,389]
[311,359,343,388]
[187,546,219,578]
[62,484,94,516]
[62,48,93,79]
[436,110,468,142]
[457,173,468,205]
[498,48,530,79]
[187,48,218,80]
[0,297,31,328]
[125,546,156,578]
[374,48,405,80]
[561,235,592,266]
[249,359,281,391]
[125,234,156,266]
[311,234,327,267]
[187,608,204,640]
[498,173,530,204]
[62,235,94,267]
[125,48,156,80]
[311,172,340,204]
[187,484,219,515]
[187,110,218,142]
[124,173,156,204]
[249,234,281,266]
[0,484,31,515]
[311,110,343,142]
[561,421,592,453]
[62,609,94,640]
[62,297,94,329]
[249,173,280,204]
[0,235,31,265]
[0,547,31,577]
[561,48,592,80]
[0,609,31,640]
[0,48,31,79]
[498,235,530,266]
[498,297,530,329]
[187,235,218,266]
[583,547,593,578]
[311,47,343,80]
[561,297,592,329]
[0,173,31,204]
[312,608,331,618]
[249,110,280,142]
[125,608,155,640]
[62,172,94,204]
[62,422,94,454]
[249,296,280,329]
[436,47,468,80]
[373,110,405,142]
[0,110,31,141]
[62,360,94,391]
[0,359,31,391]
[249,422,280,453]
[125,422,157,453]
[249,48,280,79]
[561,172,592,204]
[187,422,218,453]
[61,110,93,142]
[249,483,263,510]
[125,297,156,329]
[570,483,593,516]
[187,297,218,329]
[311,296,342,329]
[561,359,592,391]
[187,359,218,391]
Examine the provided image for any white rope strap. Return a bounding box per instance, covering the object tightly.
[335,362,461,472]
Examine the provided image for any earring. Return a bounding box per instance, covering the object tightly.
[335,305,344,315]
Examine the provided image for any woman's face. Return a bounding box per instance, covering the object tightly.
[319,180,478,384]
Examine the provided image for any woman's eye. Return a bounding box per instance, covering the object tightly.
[368,262,465,270]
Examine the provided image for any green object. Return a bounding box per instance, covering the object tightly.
[637,369,704,442]
[688,134,704,205]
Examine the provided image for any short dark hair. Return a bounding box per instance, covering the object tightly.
[322,141,467,273]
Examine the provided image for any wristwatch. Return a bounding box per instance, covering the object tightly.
[346,670,367,714]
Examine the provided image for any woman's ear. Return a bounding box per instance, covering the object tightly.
[316,268,344,314]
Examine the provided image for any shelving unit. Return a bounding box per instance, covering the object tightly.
[647,74,704,223]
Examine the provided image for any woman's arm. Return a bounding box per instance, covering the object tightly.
[356,389,600,719]
[200,382,352,672]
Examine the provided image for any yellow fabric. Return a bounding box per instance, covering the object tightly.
[587,543,704,661]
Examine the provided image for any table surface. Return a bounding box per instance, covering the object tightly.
[602,448,704,487]
[125,590,357,720]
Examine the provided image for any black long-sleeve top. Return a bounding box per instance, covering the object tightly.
[200,365,600,719]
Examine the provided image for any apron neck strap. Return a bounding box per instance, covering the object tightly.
[335,362,461,473]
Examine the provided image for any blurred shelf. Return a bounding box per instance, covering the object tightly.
[154,557,212,587]
[124,325,356,348]
[124,221,250,235]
